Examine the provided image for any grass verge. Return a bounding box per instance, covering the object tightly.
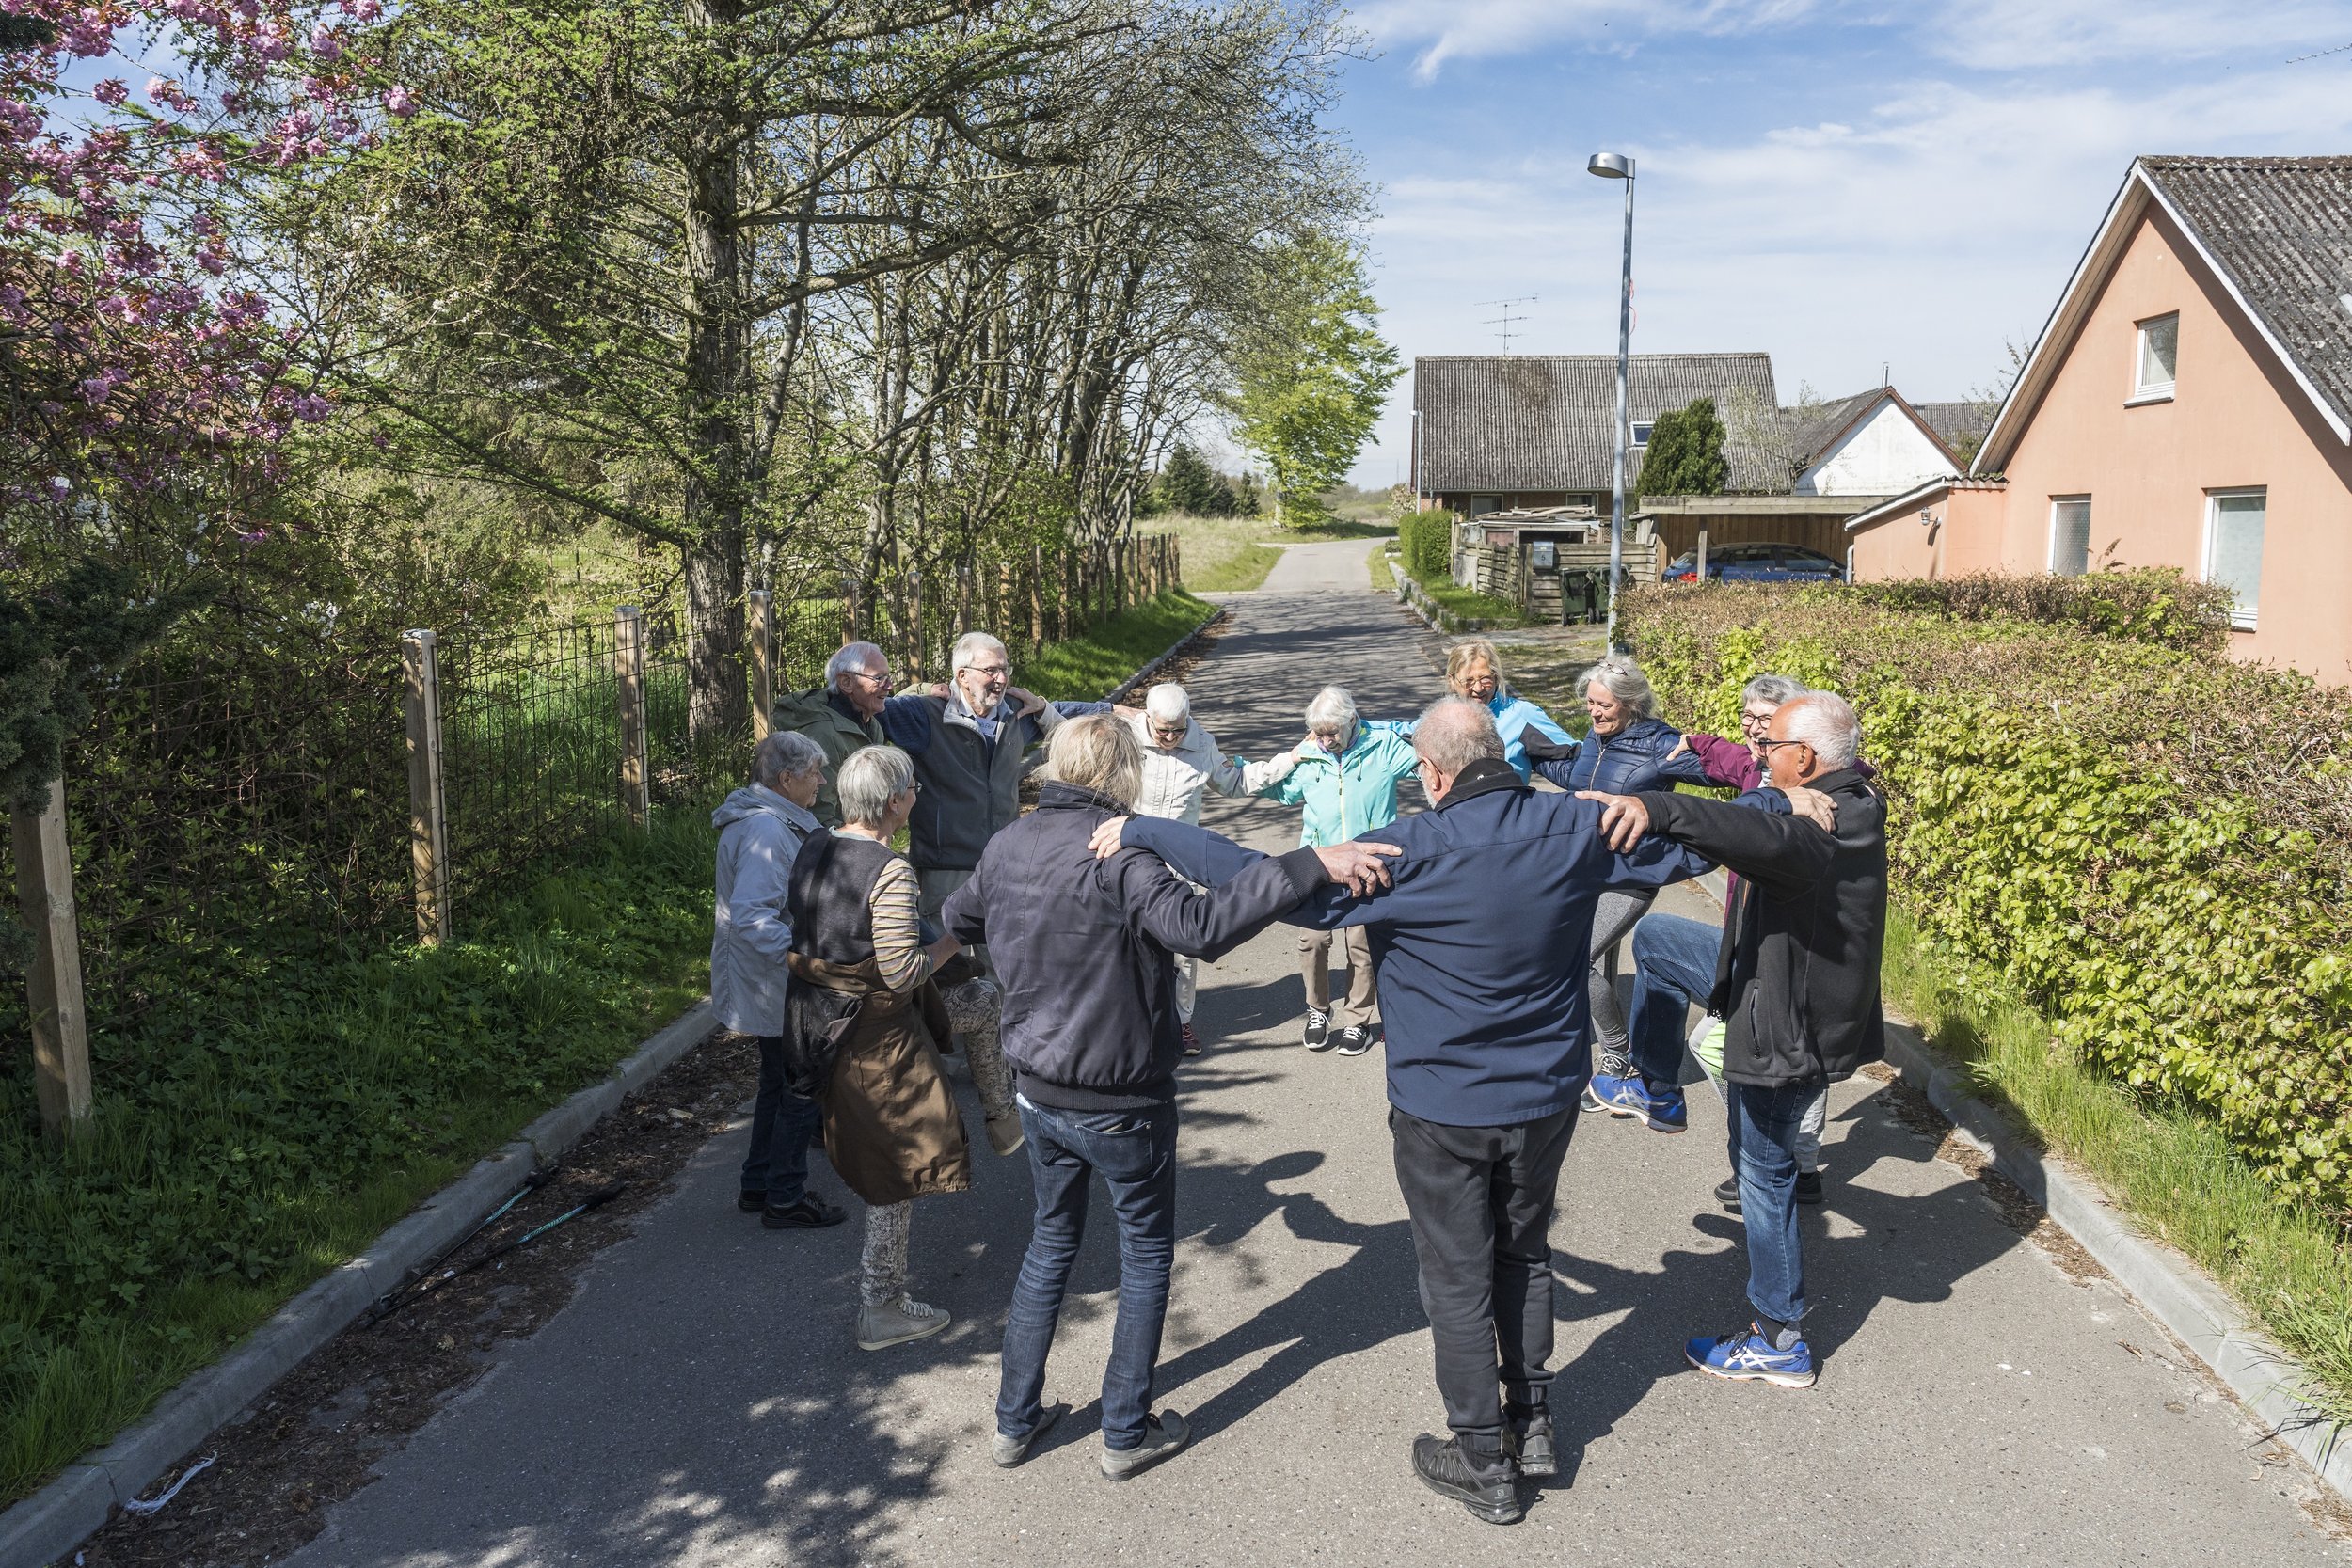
[1882,903,2352,1422]
[1160,512,1282,592]
[1016,590,1217,701]
[0,814,720,1505]
[1367,546,1396,594]
[1416,576,1531,628]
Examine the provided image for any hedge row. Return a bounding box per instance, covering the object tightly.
[1621,571,2352,1212]
[1396,509,1454,584]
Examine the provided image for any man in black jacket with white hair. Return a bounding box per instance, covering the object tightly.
[1579,689,1888,1392]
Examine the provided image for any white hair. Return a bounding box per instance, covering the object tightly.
[825,641,884,688]
[1305,685,1359,736]
[1780,691,1861,769]
[1144,682,1190,723]
[1577,656,1657,718]
[836,745,915,826]
[1741,673,1807,709]
[951,630,1008,672]
[754,730,825,787]
[1413,696,1505,773]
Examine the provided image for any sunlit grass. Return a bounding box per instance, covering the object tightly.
[1883,904,2352,1422]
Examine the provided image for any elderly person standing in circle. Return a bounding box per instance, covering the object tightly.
[1520,657,1711,1092]
[770,641,892,828]
[1122,682,1301,1054]
[712,730,846,1230]
[1444,639,1573,781]
[1253,684,1421,1056]
[785,745,1019,1352]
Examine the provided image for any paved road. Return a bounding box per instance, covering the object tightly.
[289,540,2344,1566]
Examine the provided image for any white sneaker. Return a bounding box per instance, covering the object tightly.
[858,1295,951,1351]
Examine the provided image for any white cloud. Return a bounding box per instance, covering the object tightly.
[1353,0,1832,80]
[1927,1,2351,70]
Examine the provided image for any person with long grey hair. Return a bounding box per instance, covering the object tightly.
[1518,656,1712,1091]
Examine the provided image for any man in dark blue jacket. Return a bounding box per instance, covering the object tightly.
[941,714,1392,1482]
[1098,698,1712,1525]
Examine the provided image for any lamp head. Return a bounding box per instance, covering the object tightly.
[1587,152,1634,180]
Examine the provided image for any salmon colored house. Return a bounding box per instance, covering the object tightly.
[1846,156,2352,680]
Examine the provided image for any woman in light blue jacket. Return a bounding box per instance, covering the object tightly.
[1250,685,1422,1055]
[712,730,845,1230]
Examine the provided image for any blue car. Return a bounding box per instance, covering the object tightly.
[1662,542,1846,584]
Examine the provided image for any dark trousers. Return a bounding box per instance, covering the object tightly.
[1389,1103,1578,1441]
[739,1034,820,1207]
[996,1097,1179,1451]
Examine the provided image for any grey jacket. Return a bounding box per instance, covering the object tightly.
[710,784,820,1036]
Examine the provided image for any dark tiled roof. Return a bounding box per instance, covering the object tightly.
[1912,400,1992,450]
[1414,354,1780,494]
[2139,155,2352,431]
[1775,389,1883,468]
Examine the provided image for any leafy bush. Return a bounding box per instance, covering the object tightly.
[1622,571,2352,1212]
[0,813,718,1502]
[1396,510,1454,583]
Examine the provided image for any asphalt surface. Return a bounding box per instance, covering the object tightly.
[286,540,2344,1566]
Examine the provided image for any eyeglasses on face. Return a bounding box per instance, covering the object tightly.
[1756,736,1809,753]
[961,662,1009,678]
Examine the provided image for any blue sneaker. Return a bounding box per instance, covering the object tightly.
[1639,1082,1687,1135]
[1686,1323,1818,1388]
[1582,1071,1644,1117]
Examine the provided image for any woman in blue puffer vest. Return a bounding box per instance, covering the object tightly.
[1522,657,1713,1087]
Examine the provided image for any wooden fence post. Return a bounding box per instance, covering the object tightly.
[400,629,452,947]
[11,776,92,1137]
[749,591,774,739]
[1060,549,1078,640]
[1696,529,1709,582]
[907,567,925,683]
[614,606,650,827]
[1030,546,1048,646]
[841,571,860,647]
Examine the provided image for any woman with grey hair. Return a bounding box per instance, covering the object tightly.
[1249,684,1422,1055]
[712,729,843,1229]
[785,745,1019,1351]
[1519,656,1712,1087]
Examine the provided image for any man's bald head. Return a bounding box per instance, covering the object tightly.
[1412,696,1505,802]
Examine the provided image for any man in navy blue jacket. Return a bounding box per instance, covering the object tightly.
[1097,697,1713,1524]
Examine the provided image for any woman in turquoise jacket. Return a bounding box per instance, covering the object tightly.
[1448,639,1573,781]
[1252,684,1421,1056]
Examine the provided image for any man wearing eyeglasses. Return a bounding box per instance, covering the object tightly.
[877,631,1108,938]
[770,641,897,828]
[1120,682,1303,1053]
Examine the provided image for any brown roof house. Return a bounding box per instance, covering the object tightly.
[1847,155,2352,679]
[1412,354,1974,568]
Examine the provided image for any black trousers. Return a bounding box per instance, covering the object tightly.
[1389,1102,1579,1441]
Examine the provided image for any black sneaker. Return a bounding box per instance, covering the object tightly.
[762,1195,847,1230]
[1796,1169,1824,1205]
[1334,1025,1374,1057]
[1502,1404,1556,1478]
[1715,1174,1740,1212]
[1303,1008,1333,1051]
[738,1189,767,1213]
[1411,1433,1521,1524]
[1181,1023,1203,1057]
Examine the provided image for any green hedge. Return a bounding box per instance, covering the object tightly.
[1622,571,2352,1213]
[1396,510,1454,583]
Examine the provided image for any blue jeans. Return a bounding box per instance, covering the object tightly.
[997,1096,1179,1451]
[1625,913,1723,1088]
[739,1034,820,1206]
[1729,1081,1814,1328]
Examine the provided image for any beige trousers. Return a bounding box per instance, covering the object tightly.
[1299,927,1376,1028]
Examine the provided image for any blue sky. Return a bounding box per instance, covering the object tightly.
[1303,1,2352,486]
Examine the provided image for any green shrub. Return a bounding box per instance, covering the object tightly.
[1396,510,1454,583]
[1622,570,2352,1213]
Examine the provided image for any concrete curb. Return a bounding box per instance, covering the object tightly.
[1103,606,1227,704]
[1878,1018,2352,1506]
[0,1001,717,1568]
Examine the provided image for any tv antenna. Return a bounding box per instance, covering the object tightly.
[1478,296,1538,354]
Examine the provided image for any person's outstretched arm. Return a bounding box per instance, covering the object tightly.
[1102,845,1333,962]
[1628,788,1837,895]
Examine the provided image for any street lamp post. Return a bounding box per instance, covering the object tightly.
[1588,151,1635,650]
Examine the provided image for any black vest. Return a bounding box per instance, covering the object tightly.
[787,829,897,965]
[907,695,1027,871]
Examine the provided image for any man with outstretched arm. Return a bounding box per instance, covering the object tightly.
[1089,697,1711,1527]
[1577,689,1889,1392]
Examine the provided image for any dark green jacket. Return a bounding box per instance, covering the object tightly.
[771,686,884,828]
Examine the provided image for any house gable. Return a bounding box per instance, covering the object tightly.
[1793,392,1963,497]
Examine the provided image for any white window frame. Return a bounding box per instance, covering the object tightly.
[2202,486,2265,631]
[2130,312,2178,404]
[2048,495,2092,576]
[1629,420,1654,449]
